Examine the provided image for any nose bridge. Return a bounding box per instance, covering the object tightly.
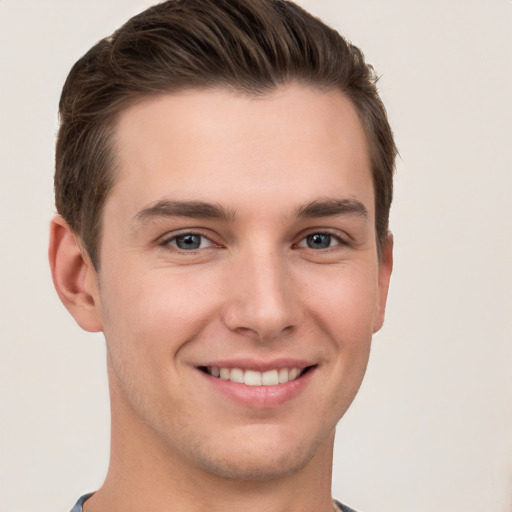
[222,242,300,340]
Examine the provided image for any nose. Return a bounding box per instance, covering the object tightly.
[221,247,302,341]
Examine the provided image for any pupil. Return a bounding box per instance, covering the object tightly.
[307,233,331,249]
[176,234,201,250]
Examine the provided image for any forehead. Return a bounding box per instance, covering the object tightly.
[109,84,374,221]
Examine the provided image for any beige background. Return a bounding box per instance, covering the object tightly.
[1,1,511,511]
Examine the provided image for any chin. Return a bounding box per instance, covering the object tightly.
[186,424,334,482]
[195,445,313,481]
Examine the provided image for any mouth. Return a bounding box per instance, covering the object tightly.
[195,359,317,408]
[198,365,315,386]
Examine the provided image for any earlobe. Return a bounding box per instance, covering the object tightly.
[373,233,394,333]
[48,215,103,332]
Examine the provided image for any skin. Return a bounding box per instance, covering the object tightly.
[49,84,392,512]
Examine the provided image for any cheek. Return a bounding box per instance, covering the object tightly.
[99,267,220,360]
[301,260,379,341]
[98,273,204,413]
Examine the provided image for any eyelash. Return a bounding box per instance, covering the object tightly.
[159,231,218,251]
[159,229,349,253]
[296,231,348,250]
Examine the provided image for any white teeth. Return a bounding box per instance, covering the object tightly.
[262,369,279,385]
[207,366,304,386]
[230,368,244,384]
[289,368,299,380]
[244,370,262,386]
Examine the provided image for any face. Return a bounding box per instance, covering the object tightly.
[91,85,392,480]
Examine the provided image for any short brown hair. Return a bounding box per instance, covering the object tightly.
[55,0,396,268]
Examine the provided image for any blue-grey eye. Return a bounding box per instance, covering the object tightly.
[307,233,331,249]
[297,232,342,250]
[174,234,204,250]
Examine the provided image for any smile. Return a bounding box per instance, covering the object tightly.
[200,366,310,386]
[196,360,317,408]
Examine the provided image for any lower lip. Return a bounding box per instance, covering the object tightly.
[198,368,315,409]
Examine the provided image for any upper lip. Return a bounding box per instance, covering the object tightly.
[196,358,316,372]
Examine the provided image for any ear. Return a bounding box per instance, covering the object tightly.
[48,215,103,332]
[373,233,393,333]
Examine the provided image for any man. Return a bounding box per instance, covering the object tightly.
[49,1,396,511]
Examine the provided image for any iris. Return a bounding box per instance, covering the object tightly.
[306,233,332,249]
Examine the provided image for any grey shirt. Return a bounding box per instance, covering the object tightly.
[70,493,359,511]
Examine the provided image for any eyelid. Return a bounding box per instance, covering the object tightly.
[158,229,220,251]
[295,228,350,249]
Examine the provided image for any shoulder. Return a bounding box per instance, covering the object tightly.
[69,493,94,512]
[70,495,358,512]
[334,499,360,512]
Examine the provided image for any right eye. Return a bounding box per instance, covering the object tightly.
[296,232,344,250]
[163,233,215,251]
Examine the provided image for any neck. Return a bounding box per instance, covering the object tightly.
[85,371,337,512]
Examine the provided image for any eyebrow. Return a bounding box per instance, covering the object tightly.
[132,197,368,226]
[133,200,236,224]
[294,198,368,219]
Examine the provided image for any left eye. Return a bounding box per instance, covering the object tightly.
[166,233,214,250]
[298,233,340,250]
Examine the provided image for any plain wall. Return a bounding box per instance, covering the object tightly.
[0,1,511,511]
